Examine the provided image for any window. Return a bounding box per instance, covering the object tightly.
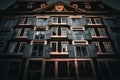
[51,27,58,36]
[73,31,84,40]
[88,28,96,36]
[94,18,102,24]
[14,28,31,37]
[61,42,68,52]
[26,17,33,24]
[44,61,55,77]
[75,45,88,57]
[71,18,81,27]
[31,44,44,57]
[86,18,92,25]
[103,42,113,53]
[77,61,94,79]
[35,31,45,40]
[37,18,47,26]
[3,18,18,27]
[8,42,17,53]
[92,42,101,52]
[61,28,67,36]
[27,61,42,80]
[52,17,58,24]
[50,42,58,52]
[18,42,26,53]
[98,28,107,36]
[61,17,67,24]
[18,17,26,24]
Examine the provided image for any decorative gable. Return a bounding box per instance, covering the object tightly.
[33,1,86,13]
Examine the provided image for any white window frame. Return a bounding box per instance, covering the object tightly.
[51,27,58,36]
[52,17,58,24]
[61,28,67,36]
[61,17,67,24]
[61,42,68,52]
[50,42,58,52]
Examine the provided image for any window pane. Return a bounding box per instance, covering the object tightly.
[44,61,55,77]
[32,44,43,57]
[18,18,26,24]
[8,42,17,53]
[94,18,102,24]
[61,28,67,36]
[61,42,68,52]
[58,61,68,78]
[51,42,57,52]
[19,43,26,52]
[27,18,32,24]
[51,28,58,36]
[103,42,113,53]
[88,28,96,36]
[52,17,58,23]
[35,31,45,40]
[86,18,92,24]
[98,28,107,36]
[61,17,67,23]
[76,46,88,57]
[69,61,76,78]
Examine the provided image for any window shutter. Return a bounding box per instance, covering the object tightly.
[47,18,52,25]
[67,18,72,26]
[45,29,51,40]
[6,31,14,40]
[108,30,117,40]
[43,44,50,58]
[27,29,34,40]
[67,29,73,40]
[88,44,97,58]
[22,44,32,58]
[32,17,36,26]
[81,16,88,26]
[84,29,92,40]
[68,45,75,58]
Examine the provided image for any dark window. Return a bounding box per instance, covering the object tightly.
[58,61,68,78]
[32,44,43,57]
[76,46,88,57]
[69,61,76,78]
[44,61,55,77]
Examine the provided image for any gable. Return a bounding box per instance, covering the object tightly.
[33,1,86,13]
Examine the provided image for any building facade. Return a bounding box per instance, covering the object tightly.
[0,0,120,80]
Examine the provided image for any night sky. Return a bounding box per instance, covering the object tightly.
[0,0,120,10]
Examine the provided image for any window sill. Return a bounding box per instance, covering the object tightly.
[50,52,68,55]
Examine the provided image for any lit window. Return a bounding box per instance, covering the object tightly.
[98,28,107,36]
[103,42,113,53]
[52,17,58,24]
[61,28,67,36]
[50,42,58,52]
[61,42,68,52]
[35,31,45,40]
[31,44,44,57]
[75,45,88,57]
[73,31,84,40]
[61,17,67,24]
[88,28,96,36]
[94,18,102,24]
[51,27,58,36]
[86,18,92,25]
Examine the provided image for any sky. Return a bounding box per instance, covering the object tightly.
[0,0,120,10]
